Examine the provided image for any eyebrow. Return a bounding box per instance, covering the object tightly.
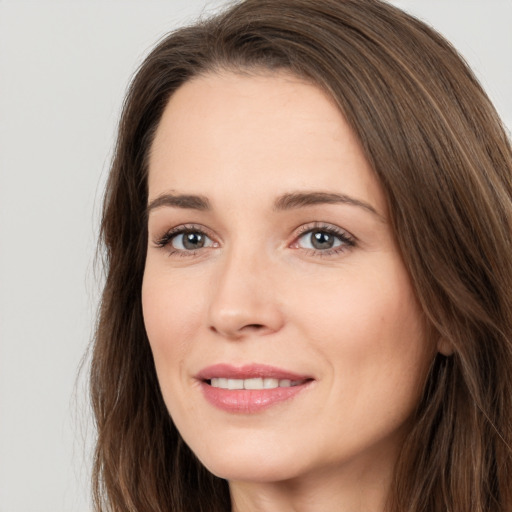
[273,191,383,219]
[146,191,383,220]
[146,193,211,215]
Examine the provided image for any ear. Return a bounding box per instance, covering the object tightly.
[437,337,454,356]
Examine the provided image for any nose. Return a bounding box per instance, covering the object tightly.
[207,247,284,340]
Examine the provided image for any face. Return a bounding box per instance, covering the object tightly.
[142,71,434,487]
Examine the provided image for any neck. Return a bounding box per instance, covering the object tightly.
[229,451,395,512]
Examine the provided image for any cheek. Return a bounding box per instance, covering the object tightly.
[290,260,419,342]
[293,261,430,400]
[141,268,203,376]
[299,268,431,452]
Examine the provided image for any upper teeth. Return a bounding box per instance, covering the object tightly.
[210,378,303,390]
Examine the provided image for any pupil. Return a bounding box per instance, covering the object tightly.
[183,232,204,250]
[311,231,334,250]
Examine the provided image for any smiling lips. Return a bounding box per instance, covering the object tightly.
[210,377,305,389]
[197,364,313,413]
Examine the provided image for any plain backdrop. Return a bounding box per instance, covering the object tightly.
[0,1,510,511]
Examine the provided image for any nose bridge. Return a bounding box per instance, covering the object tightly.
[207,237,282,338]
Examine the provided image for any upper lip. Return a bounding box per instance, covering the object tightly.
[196,363,312,382]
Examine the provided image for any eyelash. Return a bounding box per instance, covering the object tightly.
[293,223,356,256]
[152,222,356,258]
[153,224,216,257]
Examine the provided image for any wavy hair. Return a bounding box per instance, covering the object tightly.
[91,0,512,510]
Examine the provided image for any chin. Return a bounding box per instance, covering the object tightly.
[202,456,304,484]
[186,431,309,483]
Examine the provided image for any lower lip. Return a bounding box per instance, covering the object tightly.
[200,381,311,413]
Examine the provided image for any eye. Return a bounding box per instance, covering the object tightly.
[293,224,355,255]
[299,230,342,250]
[153,225,218,254]
[171,231,213,250]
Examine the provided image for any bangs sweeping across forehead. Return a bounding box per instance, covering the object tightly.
[91,1,512,511]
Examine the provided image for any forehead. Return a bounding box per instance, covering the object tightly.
[147,70,385,215]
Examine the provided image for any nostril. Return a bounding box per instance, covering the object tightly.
[209,323,266,337]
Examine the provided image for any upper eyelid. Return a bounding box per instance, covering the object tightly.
[293,222,355,239]
[152,223,216,241]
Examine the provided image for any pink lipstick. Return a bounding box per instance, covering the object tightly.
[197,364,313,413]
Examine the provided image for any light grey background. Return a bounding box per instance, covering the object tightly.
[0,1,510,511]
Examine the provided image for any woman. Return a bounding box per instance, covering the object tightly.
[90,0,512,510]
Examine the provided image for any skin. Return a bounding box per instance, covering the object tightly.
[142,70,437,512]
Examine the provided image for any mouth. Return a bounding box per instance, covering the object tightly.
[196,364,314,413]
[208,377,307,390]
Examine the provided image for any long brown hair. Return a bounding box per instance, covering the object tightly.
[91,0,512,510]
